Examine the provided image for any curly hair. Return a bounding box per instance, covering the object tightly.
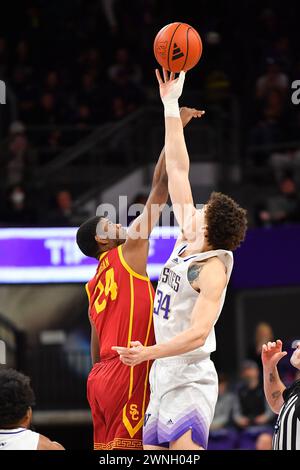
[0,368,35,428]
[205,192,247,251]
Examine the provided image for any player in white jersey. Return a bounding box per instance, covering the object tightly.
[0,368,64,450]
[113,69,247,450]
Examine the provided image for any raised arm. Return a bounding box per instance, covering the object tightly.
[261,340,287,414]
[122,107,202,276]
[156,69,204,241]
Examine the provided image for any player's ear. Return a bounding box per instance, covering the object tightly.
[95,235,109,246]
[25,407,32,427]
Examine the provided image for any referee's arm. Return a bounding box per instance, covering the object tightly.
[261,340,287,414]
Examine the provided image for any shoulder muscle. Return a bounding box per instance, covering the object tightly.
[199,257,227,299]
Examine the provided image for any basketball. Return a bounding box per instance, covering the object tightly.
[154,22,203,73]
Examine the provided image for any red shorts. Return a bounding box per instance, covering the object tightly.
[87,357,151,450]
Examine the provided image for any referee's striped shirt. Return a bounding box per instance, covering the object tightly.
[273,380,300,450]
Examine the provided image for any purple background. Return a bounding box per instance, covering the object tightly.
[0,226,300,287]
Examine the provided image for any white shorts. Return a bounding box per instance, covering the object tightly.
[143,356,218,449]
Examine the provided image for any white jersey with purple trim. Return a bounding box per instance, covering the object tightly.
[143,243,233,448]
[0,427,39,450]
[153,242,233,359]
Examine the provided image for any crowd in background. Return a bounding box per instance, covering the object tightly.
[0,0,300,226]
[0,1,299,450]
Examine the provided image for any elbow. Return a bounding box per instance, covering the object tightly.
[191,328,207,348]
[270,404,281,415]
[166,165,188,179]
[197,337,206,348]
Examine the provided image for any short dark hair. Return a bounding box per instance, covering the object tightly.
[0,368,35,428]
[76,216,102,259]
[205,192,247,251]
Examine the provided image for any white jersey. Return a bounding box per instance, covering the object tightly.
[153,242,233,360]
[0,428,39,450]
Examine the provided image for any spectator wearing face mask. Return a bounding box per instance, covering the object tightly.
[0,185,36,226]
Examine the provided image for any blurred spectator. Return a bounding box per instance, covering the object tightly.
[256,173,300,226]
[256,59,289,101]
[111,96,127,121]
[258,8,281,44]
[249,89,287,166]
[0,121,38,189]
[210,373,235,431]
[248,322,274,369]
[0,185,36,225]
[255,432,273,450]
[108,47,142,85]
[37,93,59,125]
[273,36,293,73]
[44,189,76,226]
[109,66,145,118]
[204,69,231,103]
[75,72,107,123]
[233,360,274,429]
[75,104,93,131]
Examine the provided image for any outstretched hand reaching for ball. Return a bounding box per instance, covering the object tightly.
[155,68,186,117]
[155,68,185,101]
[180,106,205,127]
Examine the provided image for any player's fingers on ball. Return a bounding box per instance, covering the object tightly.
[155,69,163,85]
[170,72,175,81]
[163,68,169,83]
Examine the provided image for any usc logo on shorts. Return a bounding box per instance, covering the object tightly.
[129,404,139,421]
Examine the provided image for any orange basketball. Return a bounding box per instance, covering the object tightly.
[154,22,203,73]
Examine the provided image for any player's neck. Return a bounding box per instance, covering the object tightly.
[184,240,213,256]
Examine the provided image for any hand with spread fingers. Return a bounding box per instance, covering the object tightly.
[261,339,287,371]
[180,106,205,127]
[155,68,185,102]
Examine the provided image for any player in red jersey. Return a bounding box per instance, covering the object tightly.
[76,108,201,450]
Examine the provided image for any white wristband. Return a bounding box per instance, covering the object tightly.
[164,100,180,118]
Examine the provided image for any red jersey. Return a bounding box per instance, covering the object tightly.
[86,244,155,359]
[86,244,155,450]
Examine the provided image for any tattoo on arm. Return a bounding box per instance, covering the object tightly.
[188,264,200,282]
[188,263,201,286]
[269,373,275,383]
[271,391,281,401]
